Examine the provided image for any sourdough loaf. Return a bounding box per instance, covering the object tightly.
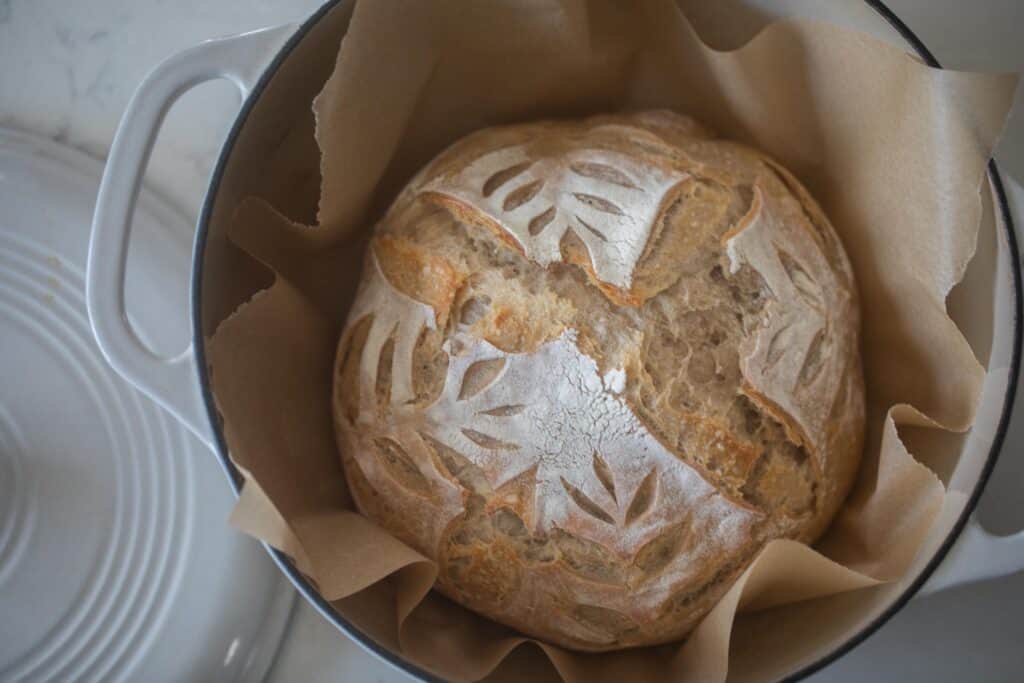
[332,110,865,651]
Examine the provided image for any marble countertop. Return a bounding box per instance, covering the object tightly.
[2,1,1022,681]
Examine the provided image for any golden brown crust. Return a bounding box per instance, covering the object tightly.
[332,110,865,651]
[373,235,465,327]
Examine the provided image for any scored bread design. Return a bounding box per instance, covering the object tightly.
[333,110,865,651]
[421,133,688,290]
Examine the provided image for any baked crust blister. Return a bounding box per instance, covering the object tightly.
[333,110,865,651]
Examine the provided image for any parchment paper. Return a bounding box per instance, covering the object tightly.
[209,1,1017,680]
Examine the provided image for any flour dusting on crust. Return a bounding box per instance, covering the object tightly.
[423,129,688,289]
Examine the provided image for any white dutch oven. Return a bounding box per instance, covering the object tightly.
[86,1,1024,680]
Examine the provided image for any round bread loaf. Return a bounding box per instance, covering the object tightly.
[332,110,865,651]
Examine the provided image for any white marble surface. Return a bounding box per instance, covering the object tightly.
[2,1,1022,681]
[0,0,323,222]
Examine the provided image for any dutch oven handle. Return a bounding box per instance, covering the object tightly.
[86,24,295,450]
[922,513,1024,595]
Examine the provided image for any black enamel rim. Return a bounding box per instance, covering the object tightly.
[190,2,1022,681]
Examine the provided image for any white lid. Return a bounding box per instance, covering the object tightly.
[0,128,294,682]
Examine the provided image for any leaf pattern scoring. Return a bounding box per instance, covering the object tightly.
[725,185,850,457]
[339,251,760,560]
[423,131,688,290]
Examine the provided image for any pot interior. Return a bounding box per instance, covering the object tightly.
[194,1,1017,680]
